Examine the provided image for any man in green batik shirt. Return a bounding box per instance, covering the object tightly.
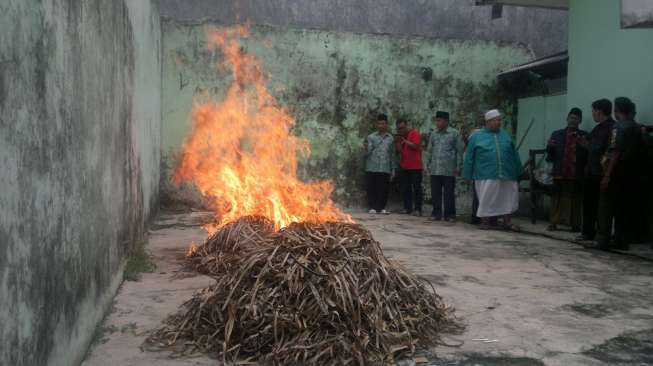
[364,114,395,214]
[424,111,464,222]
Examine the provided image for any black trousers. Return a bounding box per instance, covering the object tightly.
[632,177,650,243]
[366,172,390,211]
[430,175,456,219]
[400,169,423,212]
[581,175,601,239]
[471,186,480,224]
[597,169,636,246]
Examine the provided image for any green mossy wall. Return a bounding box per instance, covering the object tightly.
[161,21,531,207]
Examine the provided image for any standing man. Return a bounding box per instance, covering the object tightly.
[576,99,615,242]
[364,114,395,214]
[588,98,642,250]
[463,109,523,230]
[466,121,485,225]
[642,124,653,247]
[395,118,423,216]
[545,108,589,232]
[425,111,465,222]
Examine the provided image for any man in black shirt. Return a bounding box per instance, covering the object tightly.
[632,122,652,244]
[587,97,643,250]
[643,124,653,246]
[576,99,615,242]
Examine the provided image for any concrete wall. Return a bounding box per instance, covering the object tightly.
[568,0,653,239]
[515,93,568,217]
[516,93,568,162]
[0,1,161,365]
[161,21,532,207]
[568,0,653,131]
[160,0,569,57]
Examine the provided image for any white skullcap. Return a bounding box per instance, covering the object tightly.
[484,109,501,121]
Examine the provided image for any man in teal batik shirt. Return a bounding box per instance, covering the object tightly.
[364,114,395,214]
[463,109,523,230]
[424,111,464,222]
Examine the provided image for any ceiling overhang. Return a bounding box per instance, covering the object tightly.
[475,0,569,10]
[499,51,568,80]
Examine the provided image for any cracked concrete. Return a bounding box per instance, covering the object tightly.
[83,210,653,366]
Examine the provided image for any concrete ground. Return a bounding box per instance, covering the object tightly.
[83,210,653,366]
[512,217,653,262]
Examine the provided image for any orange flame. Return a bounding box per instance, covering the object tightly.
[186,242,199,257]
[174,26,350,232]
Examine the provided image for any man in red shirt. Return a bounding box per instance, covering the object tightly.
[395,118,423,216]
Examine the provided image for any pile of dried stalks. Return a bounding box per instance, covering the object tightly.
[147,216,462,365]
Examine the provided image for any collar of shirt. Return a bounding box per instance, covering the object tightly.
[401,129,415,137]
[598,118,614,128]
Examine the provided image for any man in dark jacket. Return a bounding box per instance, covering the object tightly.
[587,98,643,250]
[576,99,615,242]
[546,108,589,231]
[643,124,653,246]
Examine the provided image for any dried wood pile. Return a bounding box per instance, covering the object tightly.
[146,216,462,365]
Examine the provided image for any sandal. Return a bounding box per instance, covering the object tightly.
[479,218,495,230]
[503,223,521,232]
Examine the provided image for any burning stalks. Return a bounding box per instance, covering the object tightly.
[151,26,461,365]
[146,217,463,365]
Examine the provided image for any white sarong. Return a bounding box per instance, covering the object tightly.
[475,179,519,218]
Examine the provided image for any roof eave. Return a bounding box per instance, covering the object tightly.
[498,51,569,82]
[475,0,569,10]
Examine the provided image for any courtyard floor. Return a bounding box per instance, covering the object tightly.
[82,210,653,366]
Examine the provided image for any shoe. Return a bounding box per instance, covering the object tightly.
[429,216,442,221]
[401,209,412,215]
[368,209,377,214]
[571,226,581,232]
[547,224,557,231]
[413,210,422,217]
[380,210,390,215]
[583,241,609,250]
[613,242,630,251]
[575,234,593,242]
[445,217,457,223]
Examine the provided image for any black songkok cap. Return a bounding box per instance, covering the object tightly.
[568,107,582,119]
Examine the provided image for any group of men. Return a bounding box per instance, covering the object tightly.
[546,97,652,250]
[364,97,652,249]
[364,108,523,230]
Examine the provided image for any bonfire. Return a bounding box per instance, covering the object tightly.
[146,26,462,365]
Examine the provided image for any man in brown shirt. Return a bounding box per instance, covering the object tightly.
[546,108,588,231]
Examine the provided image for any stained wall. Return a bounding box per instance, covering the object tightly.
[0,1,161,365]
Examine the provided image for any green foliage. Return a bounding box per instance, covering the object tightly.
[124,242,157,281]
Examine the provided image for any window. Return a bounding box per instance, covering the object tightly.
[622,0,653,28]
